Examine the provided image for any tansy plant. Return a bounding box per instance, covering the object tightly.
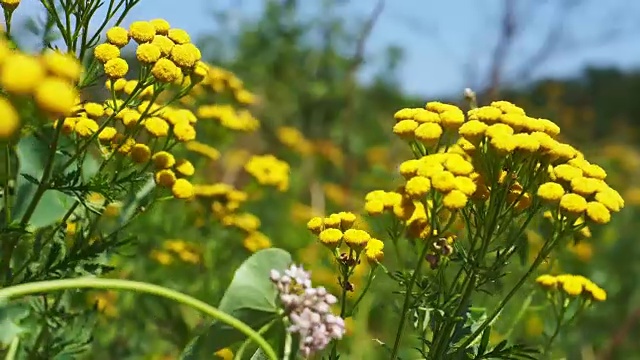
[0,1,626,359]
[301,95,623,359]
[0,0,282,359]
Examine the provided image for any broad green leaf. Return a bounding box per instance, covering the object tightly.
[180,248,292,359]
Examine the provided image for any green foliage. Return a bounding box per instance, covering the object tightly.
[181,248,292,359]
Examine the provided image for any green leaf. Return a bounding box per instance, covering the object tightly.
[179,248,293,359]
[0,301,30,346]
[250,349,271,360]
[477,326,491,357]
[12,134,73,228]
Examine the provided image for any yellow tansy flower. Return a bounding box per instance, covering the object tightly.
[1,53,45,95]
[0,97,19,139]
[104,58,129,78]
[106,26,130,47]
[94,43,120,63]
[129,21,156,43]
[171,178,194,199]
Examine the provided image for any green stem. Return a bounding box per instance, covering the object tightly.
[3,145,11,224]
[543,295,566,357]
[283,330,293,360]
[20,123,64,226]
[456,235,559,352]
[0,278,278,360]
[390,241,431,360]
[502,290,534,339]
[235,320,275,360]
[4,336,19,360]
[346,267,376,317]
[329,272,350,359]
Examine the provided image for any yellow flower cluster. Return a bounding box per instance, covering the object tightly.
[98,19,206,84]
[152,151,196,199]
[457,101,623,226]
[535,274,606,302]
[538,159,623,225]
[388,100,624,236]
[197,104,260,132]
[276,126,314,155]
[185,140,220,161]
[242,231,272,253]
[393,101,465,146]
[307,212,384,265]
[361,150,476,240]
[194,182,248,216]
[244,154,290,192]
[150,239,200,265]
[192,182,270,252]
[0,41,81,138]
[184,64,257,105]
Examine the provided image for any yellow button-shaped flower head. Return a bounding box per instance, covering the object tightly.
[151,58,181,83]
[318,228,343,249]
[168,28,191,44]
[136,43,161,64]
[173,122,196,142]
[129,21,156,43]
[443,190,468,210]
[414,123,443,145]
[338,211,357,229]
[74,118,99,137]
[535,274,557,288]
[364,199,384,215]
[104,58,129,79]
[150,18,171,35]
[175,159,195,177]
[537,182,565,203]
[170,43,201,68]
[172,178,194,199]
[306,217,324,235]
[144,117,169,137]
[405,176,431,198]
[106,26,129,47]
[152,151,176,170]
[458,120,488,142]
[594,188,624,212]
[343,228,370,252]
[34,78,77,118]
[364,238,384,265]
[431,171,456,193]
[154,169,176,188]
[392,119,418,139]
[559,193,587,214]
[1,53,45,95]
[130,143,151,164]
[94,43,120,63]
[42,51,82,82]
[0,97,19,139]
[586,201,611,224]
[152,35,175,56]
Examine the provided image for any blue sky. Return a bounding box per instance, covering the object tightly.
[13,0,640,97]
